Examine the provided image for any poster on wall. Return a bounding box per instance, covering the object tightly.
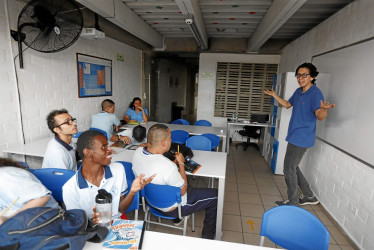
[77,53,112,97]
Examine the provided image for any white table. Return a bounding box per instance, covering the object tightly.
[226,120,273,154]
[111,149,227,241]
[123,122,227,152]
[3,137,51,158]
[84,231,274,249]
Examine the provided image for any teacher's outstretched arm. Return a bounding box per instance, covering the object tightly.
[315,100,335,121]
[264,89,292,109]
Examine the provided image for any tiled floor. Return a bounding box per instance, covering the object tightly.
[129,143,357,249]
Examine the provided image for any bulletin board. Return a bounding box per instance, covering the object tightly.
[77,53,112,97]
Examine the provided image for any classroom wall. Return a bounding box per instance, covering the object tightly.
[0,0,142,163]
[279,0,374,249]
[197,53,280,128]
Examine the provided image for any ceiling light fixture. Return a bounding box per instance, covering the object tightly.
[185,18,208,50]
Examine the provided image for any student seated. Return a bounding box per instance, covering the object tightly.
[91,99,122,142]
[0,158,59,225]
[118,125,147,147]
[123,97,148,123]
[42,109,78,171]
[62,130,154,224]
[132,124,218,239]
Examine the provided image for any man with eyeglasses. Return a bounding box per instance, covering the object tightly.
[42,109,78,171]
[264,62,335,207]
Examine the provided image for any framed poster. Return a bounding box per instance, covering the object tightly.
[77,53,112,97]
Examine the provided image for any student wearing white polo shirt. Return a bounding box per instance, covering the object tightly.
[0,158,59,225]
[42,109,78,171]
[62,130,154,223]
[117,125,147,147]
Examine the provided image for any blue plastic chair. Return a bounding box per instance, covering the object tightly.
[72,131,83,138]
[185,135,212,151]
[171,119,183,125]
[194,120,212,127]
[202,133,220,151]
[142,183,195,235]
[89,127,108,140]
[31,168,75,202]
[171,130,189,144]
[117,161,139,220]
[171,119,189,125]
[260,205,330,250]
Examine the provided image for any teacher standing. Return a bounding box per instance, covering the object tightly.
[264,62,335,207]
[123,97,148,123]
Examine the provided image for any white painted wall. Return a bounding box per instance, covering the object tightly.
[157,58,187,123]
[279,0,374,249]
[0,0,142,164]
[197,53,280,128]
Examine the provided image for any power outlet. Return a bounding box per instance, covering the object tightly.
[348,203,357,215]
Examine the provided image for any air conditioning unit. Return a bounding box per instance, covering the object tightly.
[81,28,105,39]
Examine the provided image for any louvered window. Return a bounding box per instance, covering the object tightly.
[214,62,277,119]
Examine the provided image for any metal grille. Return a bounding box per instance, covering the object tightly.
[214,62,277,119]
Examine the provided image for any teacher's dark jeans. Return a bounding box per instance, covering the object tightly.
[283,143,314,205]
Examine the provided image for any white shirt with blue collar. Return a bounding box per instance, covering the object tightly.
[62,162,128,219]
[42,136,77,171]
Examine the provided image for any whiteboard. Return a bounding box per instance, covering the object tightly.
[312,38,374,167]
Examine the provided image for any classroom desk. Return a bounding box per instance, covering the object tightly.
[3,137,51,158]
[84,231,273,250]
[226,120,273,154]
[123,122,227,152]
[111,148,227,241]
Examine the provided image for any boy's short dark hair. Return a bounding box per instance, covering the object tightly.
[46,109,69,135]
[76,130,105,160]
[101,99,115,111]
[295,62,319,84]
[132,125,146,143]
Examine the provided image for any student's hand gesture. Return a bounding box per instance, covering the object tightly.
[120,136,131,144]
[264,89,276,97]
[130,174,156,194]
[320,100,335,110]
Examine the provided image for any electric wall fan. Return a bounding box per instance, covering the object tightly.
[11,0,83,68]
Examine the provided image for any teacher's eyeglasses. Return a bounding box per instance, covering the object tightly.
[55,118,77,128]
[295,73,310,79]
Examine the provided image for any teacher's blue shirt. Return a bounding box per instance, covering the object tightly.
[286,84,324,148]
[125,108,148,122]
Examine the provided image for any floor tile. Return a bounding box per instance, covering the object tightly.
[239,203,265,218]
[222,214,242,232]
[238,192,262,205]
[221,231,244,243]
[223,201,241,215]
[241,216,262,234]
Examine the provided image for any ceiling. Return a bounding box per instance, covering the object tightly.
[78,0,355,56]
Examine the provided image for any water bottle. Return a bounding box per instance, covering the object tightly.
[95,189,112,227]
[232,112,236,121]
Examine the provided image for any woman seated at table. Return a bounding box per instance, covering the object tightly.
[123,97,148,123]
[0,158,59,225]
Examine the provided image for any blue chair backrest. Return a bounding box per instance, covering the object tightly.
[116,161,139,214]
[89,127,108,140]
[31,168,75,202]
[260,205,330,250]
[72,132,83,138]
[171,119,183,125]
[116,161,135,184]
[171,130,189,144]
[202,133,220,150]
[143,183,181,209]
[185,135,212,151]
[194,120,212,127]
[178,119,190,125]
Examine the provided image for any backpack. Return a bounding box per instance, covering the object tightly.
[0,207,108,250]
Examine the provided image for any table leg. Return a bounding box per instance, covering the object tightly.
[221,137,227,152]
[215,177,225,240]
